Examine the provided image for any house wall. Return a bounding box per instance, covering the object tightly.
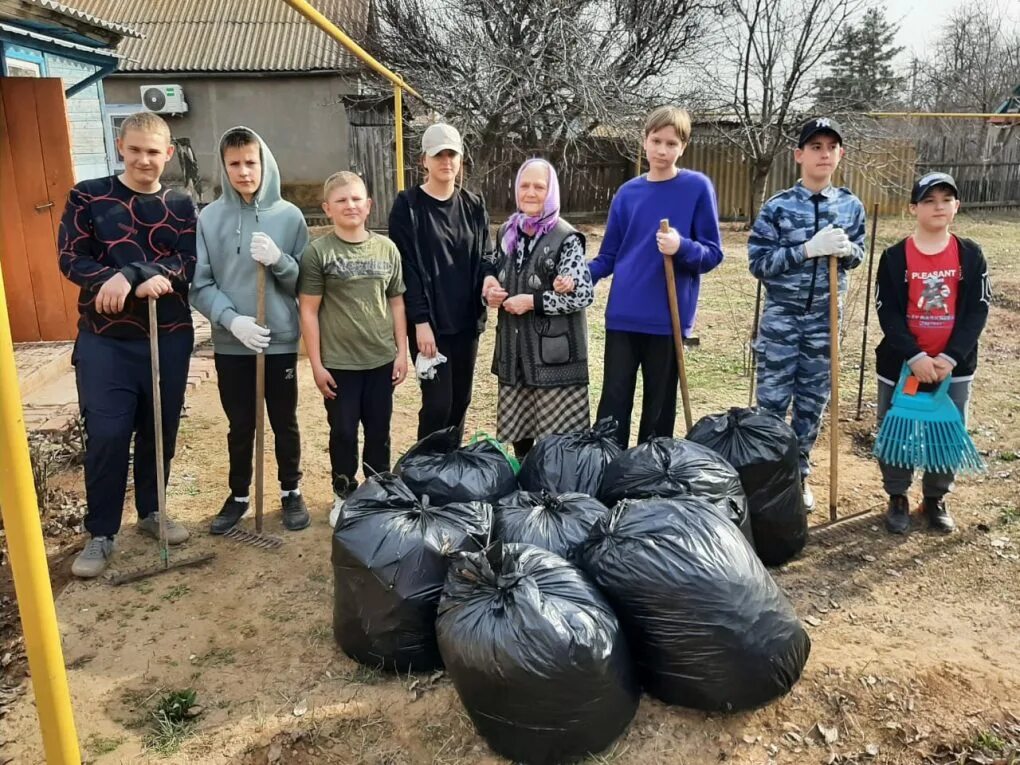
[103,73,360,205]
[43,54,110,181]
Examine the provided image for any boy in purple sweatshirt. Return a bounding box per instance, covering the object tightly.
[589,106,724,446]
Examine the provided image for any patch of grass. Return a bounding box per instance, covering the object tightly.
[193,645,235,667]
[307,623,332,645]
[1001,507,1020,525]
[84,733,125,758]
[144,689,199,757]
[974,729,1007,753]
[162,584,190,603]
[336,662,386,686]
[999,451,1019,463]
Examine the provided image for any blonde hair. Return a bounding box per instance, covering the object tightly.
[644,106,692,143]
[119,112,171,141]
[323,171,367,201]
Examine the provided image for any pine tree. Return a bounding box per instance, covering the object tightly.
[817,7,904,111]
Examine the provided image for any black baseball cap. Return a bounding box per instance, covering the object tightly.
[911,172,959,204]
[798,117,844,148]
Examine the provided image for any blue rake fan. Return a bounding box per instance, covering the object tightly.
[873,365,985,474]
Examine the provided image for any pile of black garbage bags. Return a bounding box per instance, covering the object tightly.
[331,411,811,765]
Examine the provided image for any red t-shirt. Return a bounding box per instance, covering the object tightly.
[905,235,960,356]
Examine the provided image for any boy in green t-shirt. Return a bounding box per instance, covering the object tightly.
[298,171,408,524]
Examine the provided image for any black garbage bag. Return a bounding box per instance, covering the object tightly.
[598,437,753,545]
[518,418,622,496]
[493,490,610,562]
[438,542,639,765]
[580,496,810,712]
[395,427,517,505]
[331,474,492,672]
[687,408,806,567]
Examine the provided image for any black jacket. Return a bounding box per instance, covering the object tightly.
[387,185,494,336]
[874,235,991,382]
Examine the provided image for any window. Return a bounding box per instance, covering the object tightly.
[5,57,41,77]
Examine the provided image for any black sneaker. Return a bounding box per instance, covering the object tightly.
[210,496,248,535]
[281,492,310,531]
[885,495,911,535]
[922,497,956,533]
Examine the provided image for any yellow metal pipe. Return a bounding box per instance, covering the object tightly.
[394,83,405,191]
[0,268,80,763]
[865,112,1020,119]
[280,0,422,100]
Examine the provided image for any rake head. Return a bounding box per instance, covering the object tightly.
[222,526,283,550]
[874,413,985,474]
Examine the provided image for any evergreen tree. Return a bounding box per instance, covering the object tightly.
[817,7,904,111]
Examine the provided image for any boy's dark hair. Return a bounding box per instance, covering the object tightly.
[221,128,259,156]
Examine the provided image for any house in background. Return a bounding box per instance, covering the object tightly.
[71,0,399,221]
[0,0,136,180]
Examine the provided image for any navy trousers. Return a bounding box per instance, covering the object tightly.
[74,328,193,538]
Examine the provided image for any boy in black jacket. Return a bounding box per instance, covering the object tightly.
[874,173,991,535]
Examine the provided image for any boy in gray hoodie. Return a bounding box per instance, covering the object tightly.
[192,127,310,532]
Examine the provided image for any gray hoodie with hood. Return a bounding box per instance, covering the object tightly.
[192,127,309,355]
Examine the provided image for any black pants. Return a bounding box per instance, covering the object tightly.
[596,330,679,448]
[74,328,192,538]
[408,329,479,442]
[214,353,302,497]
[323,363,394,495]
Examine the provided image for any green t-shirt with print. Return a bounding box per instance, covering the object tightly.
[298,231,405,370]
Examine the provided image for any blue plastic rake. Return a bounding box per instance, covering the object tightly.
[873,365,985,474]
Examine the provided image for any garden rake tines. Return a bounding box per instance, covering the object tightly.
[873,365,985,474]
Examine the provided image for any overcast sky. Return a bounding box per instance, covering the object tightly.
[886,0,1020,63]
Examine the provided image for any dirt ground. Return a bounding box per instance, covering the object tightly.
[2,213,1019,765]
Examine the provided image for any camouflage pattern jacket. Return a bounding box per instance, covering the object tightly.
[748,182,867,315]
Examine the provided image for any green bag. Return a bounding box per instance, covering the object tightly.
[470,431,521,474]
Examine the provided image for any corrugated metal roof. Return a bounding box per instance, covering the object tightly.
[23,0,139,37]
[67,0,368,73]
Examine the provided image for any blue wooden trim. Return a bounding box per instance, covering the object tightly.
[3,42,48,75]
[0,31,117,69]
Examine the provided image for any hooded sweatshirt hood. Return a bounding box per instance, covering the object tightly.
[190,127,309,355]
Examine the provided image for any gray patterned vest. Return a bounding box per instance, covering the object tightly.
[491,219,589,388]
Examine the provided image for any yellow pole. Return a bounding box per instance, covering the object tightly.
[280,0,422,99]
[865,112,1020,119]
[0,268,80,763]
[394,83,405,191]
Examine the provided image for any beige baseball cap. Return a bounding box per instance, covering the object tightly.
[421,123,463,156]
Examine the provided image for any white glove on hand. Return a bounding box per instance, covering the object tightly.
[229,315,271,353]
[804,224,851,259]
[250,232,282,267]
[414,351,448,381]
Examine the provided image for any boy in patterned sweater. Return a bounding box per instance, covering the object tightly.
[58,112,197,578]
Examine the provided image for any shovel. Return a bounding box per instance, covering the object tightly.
[660,219,693,432]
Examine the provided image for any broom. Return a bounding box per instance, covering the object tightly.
[873,364,985,474]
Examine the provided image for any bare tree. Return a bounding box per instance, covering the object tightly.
[372,0,723,173]
[698,0,866,222]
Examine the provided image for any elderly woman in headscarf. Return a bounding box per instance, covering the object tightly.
[481,158,595,460]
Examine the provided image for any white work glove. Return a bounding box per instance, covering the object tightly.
[414,351,448,381]
[229,315,271,353]
[250,232,282,267]
[804,224,851,259]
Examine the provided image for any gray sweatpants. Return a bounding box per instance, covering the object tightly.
[876,377,973,499]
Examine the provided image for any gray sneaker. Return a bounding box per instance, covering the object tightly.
[137,513,190,545]
[71,536,115,578]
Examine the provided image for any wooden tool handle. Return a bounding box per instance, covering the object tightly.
[254,266,266,533]
[659,218,693,432]
[828,255,840,521]
[148,297,169,568]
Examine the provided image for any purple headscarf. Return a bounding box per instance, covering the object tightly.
[502,158,561,256]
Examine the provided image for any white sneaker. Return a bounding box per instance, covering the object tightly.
[329,493,344,529]
[802,484,816,512]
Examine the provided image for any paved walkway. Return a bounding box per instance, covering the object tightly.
[16,313,215,434]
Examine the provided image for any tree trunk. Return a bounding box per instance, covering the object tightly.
[746,161,772,227]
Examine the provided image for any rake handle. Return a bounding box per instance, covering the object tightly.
[660,219,693,432]
[829,255,839,522]
[148,297,170,569]
[255,265,266,534]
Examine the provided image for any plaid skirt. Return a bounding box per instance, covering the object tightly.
[496,383,590,443]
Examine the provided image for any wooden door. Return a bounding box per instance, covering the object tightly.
[0,78,79,342]
[348,101,398,230]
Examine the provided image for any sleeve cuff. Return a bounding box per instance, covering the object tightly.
[218,307,239,331]
[907,351,928,366]
[938,353,958,368]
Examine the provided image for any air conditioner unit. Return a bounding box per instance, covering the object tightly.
[140,84,188,114]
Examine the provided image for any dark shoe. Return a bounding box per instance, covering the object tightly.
[885,495,911,535]
[282,492,310,531]
[210,496,248,534]
[922,497,956,533]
